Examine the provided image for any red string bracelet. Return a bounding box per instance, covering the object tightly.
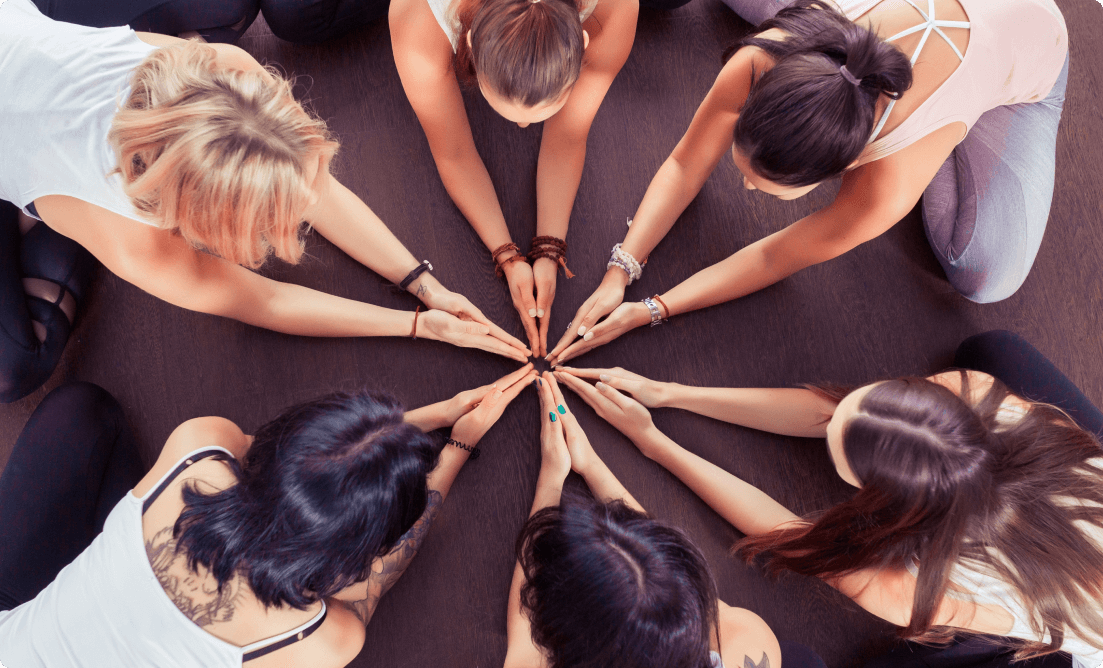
[411,305,421,339]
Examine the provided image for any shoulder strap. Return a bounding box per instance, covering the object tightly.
[140,446,234,514]
[242,602,329,662]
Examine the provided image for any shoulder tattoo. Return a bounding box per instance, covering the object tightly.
[144,526,242,627]
[744,653,770,668]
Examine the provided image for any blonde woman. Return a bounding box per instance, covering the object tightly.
[0,0,528,402]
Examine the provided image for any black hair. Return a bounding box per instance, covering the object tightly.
[172,390,441,609]
[732,0,913,187]
[518,495,720,668]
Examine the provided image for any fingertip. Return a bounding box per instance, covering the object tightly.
[583,331,594,342]
[577,325,587,336]
[596,381,607,391]
[599,374,610,382]
[528,309,537,317]
[537,309,545,318]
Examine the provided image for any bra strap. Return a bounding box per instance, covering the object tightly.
[242,602,328,662]
[141,448,231,515]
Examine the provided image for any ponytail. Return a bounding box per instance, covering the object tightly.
[732,0,913,186]
[454,0,584,106]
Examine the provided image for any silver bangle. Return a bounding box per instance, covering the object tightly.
[642,297,663,327]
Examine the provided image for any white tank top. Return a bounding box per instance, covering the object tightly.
[0,0,157,226]
[426,0,598,51]
[0,446,328,667]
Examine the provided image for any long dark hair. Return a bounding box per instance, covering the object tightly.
[731,0,913,187]
[454,0,585,106]
[739,373,1103,658]
[172,390,440,609]
[518,496,720,668]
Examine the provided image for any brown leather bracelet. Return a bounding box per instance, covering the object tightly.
[653,295,671,319]
[492,242,525,278]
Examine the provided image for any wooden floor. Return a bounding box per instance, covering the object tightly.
[2,1,1101,665]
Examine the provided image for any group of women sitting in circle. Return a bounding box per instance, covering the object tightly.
[0,0,1093,666]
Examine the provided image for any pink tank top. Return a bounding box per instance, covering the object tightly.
[831,0,1068,166]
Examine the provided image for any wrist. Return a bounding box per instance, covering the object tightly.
[628,301,652,329]
[632,425,667,459]
[603,266,631,289]
[655,382,680,409]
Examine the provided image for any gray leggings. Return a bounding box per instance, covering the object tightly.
[721,0,1069,304]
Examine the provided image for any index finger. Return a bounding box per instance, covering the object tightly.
[543,372,570,417]
[476,311,531,356]
[460,332,530,363]
[554,370,617,415]
[493,362,535,390]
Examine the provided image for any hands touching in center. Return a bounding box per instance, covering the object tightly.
[414,276,530,362]
[553,367,664,459]
[546,269,653,366]
[501,254,559,359]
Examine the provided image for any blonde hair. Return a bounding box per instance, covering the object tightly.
[109,41,339,269]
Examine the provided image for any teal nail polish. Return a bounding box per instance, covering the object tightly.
[549,412,557,422]
[557,405,566,415]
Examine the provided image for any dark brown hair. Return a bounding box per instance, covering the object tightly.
[454,0,584,106]
[731,0,913,187]
[518,496,720,668]
[739,373,1103,659]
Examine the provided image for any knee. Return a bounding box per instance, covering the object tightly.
[952,268,1029,304]
[34,383,125,433]
[260,0,386,43]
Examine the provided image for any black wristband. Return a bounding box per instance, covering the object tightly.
[398,261,433,291]
[446,438,480,460]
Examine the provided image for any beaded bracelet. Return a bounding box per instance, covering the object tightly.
[446,437,480,460]
[607,243,643,284]
[528,236,575,278]
[491,242,526,278]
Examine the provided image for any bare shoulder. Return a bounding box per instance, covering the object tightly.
[132,417,250,498]
[247,602,365,668]
[718,603,782,668]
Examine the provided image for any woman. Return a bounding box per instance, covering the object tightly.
[0,364,537,666]
[0,0,528,403]
[555,331,1103,668]
[502,371,827,668]
[390,0,666,359]
[548,0,1068,365]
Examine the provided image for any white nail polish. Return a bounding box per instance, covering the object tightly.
[596,382,606,391]
[537,309,545,317]
[599,374,610,382]
[528,309,537,317]
[583,332,594,342]
[578,325,587,336]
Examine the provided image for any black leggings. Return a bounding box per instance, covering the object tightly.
[954,330,1103,439]
[0,202,96,404]
[31,0,260,43]
[0,383,143,611]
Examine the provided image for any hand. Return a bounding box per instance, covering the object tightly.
[418,309,530,362]
[535,374,571,484]
[532,257,559,358]
[502,259,540,356]
[549,301,651,366]
[418,283,530,358]
[540,371,600,479]
[546,268,628,363]
[555,370,658,450]
[551,366,670,408]
[450,366,537,447]
[441,364,535,427]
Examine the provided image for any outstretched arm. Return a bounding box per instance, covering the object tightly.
[529,0,638,355]
[554,367,837,438]
[555,370,800,537]
[337,365,538,626]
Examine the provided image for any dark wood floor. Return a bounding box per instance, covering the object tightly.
[2,1,1101,665]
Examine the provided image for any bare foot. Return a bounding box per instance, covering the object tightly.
[22,278,76,343]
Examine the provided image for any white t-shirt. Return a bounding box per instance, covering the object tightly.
[0,0,157,226]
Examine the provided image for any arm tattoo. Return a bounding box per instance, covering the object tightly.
[349,490,444,626]
[416,283,428,298]
[744,653,770,668]
[144,526,242,627]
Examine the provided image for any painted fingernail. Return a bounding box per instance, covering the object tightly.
[554,365,564,370]
[596,382,607,391]
[528,309,537,317]
[599,374,610,382]
[583,332,594,342]
[531,379,538,388]
[578,325,587,336]
[549,412,557,422]
[537,309,545,317]
[557,405,566,415]
[538,378,543,387]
